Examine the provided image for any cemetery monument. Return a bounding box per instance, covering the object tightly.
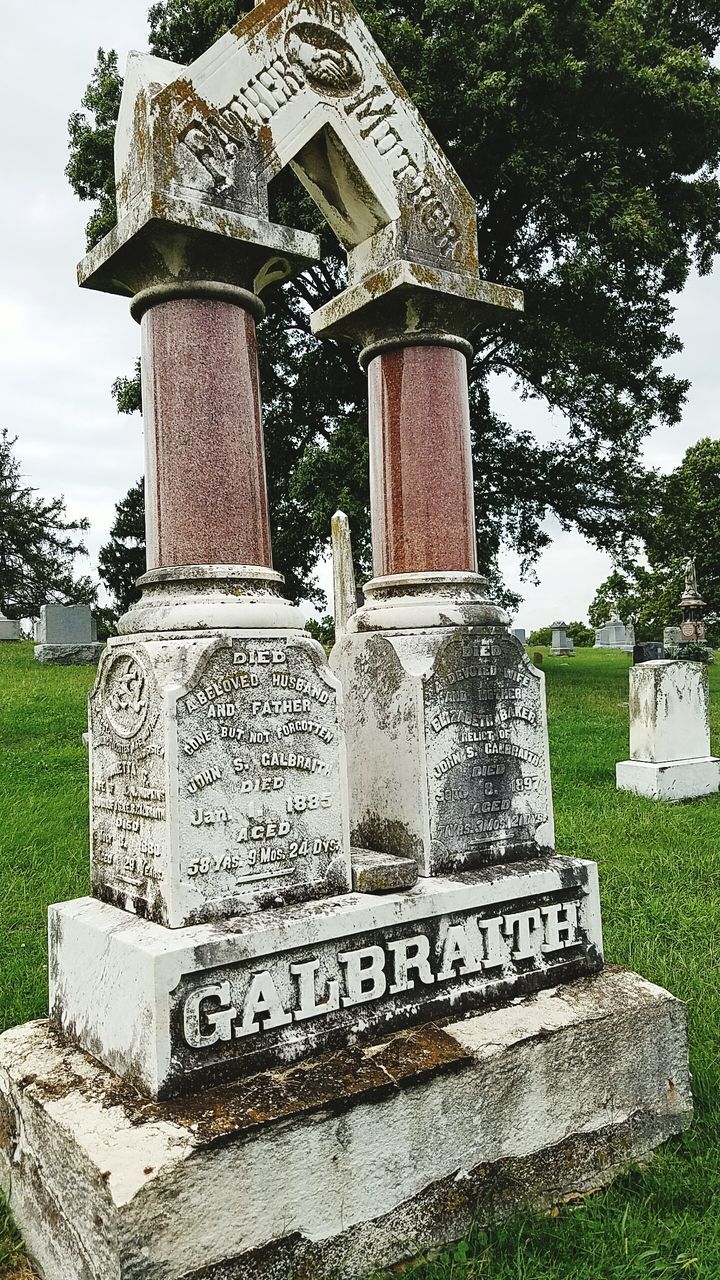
[550,619,574,655]
[678,556,707,646]
[0,4,691,1278]
[594,614,635,651]
[0,610,22,641]
[617,659,720,800]
[511,626,526,644]
[34,603,102,665]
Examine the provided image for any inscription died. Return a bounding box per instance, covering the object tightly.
[90,635,349,925]
[425,633,552,871]
[174,636,348,910]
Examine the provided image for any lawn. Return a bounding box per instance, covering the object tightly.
[1,641,719,1278]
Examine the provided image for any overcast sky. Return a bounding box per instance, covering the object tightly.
[3,1,718,630]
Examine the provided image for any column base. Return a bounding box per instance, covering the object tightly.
[550,648,575,657]
[0,969,691,1280]
[616,757,720,801]
[34,643,103,666]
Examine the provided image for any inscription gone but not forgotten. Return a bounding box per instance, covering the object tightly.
[90,634,351,927]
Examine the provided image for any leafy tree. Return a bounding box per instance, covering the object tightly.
[566,621,595,647]
[0,431,96,618]
[68,1,720,603]
[589,438,720,642]
[98,480,146,615]
[528,621,592,647]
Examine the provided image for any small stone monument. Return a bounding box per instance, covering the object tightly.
[664,626,682,649]
[550,620,575,655]
[512,627,527,644]
[616,660,720,800]
[633,641,665,664]
[594,614,634,651]
[0,4,690,1277]
[33,603,102,665]
[678,557,707,646]
[0,609,22,641]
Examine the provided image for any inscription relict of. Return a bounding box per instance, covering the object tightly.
[424,632,553,871]
[90,635,350,926]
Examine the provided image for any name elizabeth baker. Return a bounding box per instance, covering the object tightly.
[182,898,581,1050]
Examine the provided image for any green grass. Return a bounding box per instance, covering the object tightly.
[1,643,720,1278]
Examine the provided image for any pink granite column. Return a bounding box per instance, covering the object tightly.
[367,345,478,577]
[140,297,271,570]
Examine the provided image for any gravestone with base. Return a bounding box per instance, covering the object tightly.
[550,620,574,655]
[616,660,720,800]
[0,610,22,641]
[34,603,102,665]
[595,616,635,651]
[0,5,691,1278]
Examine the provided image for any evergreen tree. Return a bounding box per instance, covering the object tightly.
[98,480,146,615]
[0,431,96,617]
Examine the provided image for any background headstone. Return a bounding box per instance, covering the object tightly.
[550,621,574,655]
[34,604,102,665]
[617,660,720,799]
[0,611,22,642]
[512,628,527,644]
[633,642,665,664]
[664,626,682,649]
[595,618,634,651]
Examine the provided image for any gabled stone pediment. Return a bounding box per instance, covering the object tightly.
[113,0,479,286]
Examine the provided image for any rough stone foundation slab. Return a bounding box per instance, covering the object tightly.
[0,968,691,1280]
[616,756,720,801]
[34,643,103,666]
[49,857,602,1097]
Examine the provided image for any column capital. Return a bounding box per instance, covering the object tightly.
[77,193,320,310]
[310,259,523,365]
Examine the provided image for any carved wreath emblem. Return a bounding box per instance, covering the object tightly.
[285,22,363,96]
[104,654,150,739]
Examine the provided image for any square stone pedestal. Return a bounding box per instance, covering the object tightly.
[616,756,720,801]
[0,968,691,1280]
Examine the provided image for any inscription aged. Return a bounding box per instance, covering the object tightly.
[168,883,600,1083]
[424,632,552,871]
[175,636,348,914]
[90,635,349,926]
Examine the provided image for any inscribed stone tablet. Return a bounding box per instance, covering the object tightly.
[89,633,350,926]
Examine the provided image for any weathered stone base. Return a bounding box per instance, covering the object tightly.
[616,756,720,801]
[49,857,602,1097]
[34,643,103,665]
[0,968,691,1280]
[550,647,575,657]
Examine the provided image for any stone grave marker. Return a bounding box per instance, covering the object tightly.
[550,620,574,655]
[664,625,682,649]
[594,616,635,651]
[34,603,102,665]
[511,627,527,644]
[633,641,665,664]
[0,3,691,1277]
[617,659,720,800]
[0,610,22,641]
